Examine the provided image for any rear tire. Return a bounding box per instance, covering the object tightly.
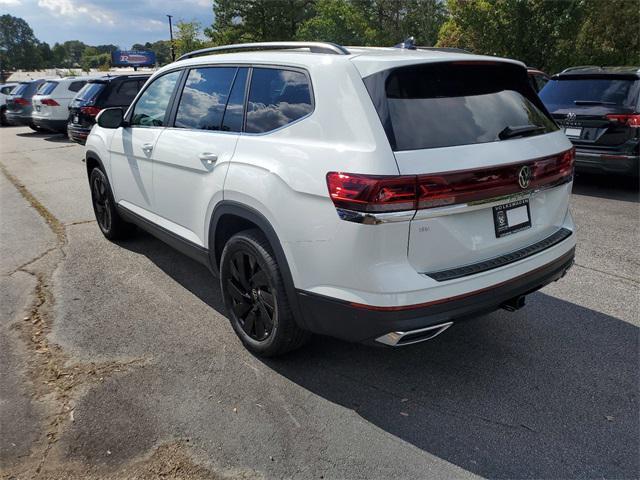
[220,229,310,357]
[89,167,135,240]
[28,123,43,132]
[0,107,7,126]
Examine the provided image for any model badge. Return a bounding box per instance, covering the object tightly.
[566,112,577,121]
[518,165,532,189]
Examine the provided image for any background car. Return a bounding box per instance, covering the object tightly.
[0,82,18,126]
[539,66,639,176]
[67,74,150,144]
[527,67,550,92]
[31,76,97,133]
[5,79,46,130]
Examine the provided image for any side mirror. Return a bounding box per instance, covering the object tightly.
[96,107,124,129]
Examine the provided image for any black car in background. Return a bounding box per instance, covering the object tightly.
[539,66,639,176]
[5,79,46,130]
[67,74,150,144]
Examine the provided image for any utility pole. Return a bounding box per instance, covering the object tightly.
[167,14,176,62]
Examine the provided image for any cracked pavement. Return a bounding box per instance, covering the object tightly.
[0,126,638,479]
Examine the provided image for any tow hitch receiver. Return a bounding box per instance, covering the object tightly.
[501,295,526,312]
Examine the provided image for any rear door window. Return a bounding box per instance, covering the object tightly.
[364,62,557,151]
[245,68,313,133]
[37,81,58,95]
[1,86,14,95]
[175,67,237,130]
[539,77,639,111]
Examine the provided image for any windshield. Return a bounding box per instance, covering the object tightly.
[539,77,639,111]
[37,81,59,95]
[364,62,557,151]
[10,84,28,96]
[75,82,105,102]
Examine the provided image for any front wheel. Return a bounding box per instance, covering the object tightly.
[220,229,309,357]
[89,168,135,240]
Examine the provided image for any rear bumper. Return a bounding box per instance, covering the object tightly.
[32,117,68,132]
[67,124,90,145]
[297,246,575,344]
[5,112,32,126]
[575,149,639,176]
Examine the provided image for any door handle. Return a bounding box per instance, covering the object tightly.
[141,143,154,153]
[199,152,218,166]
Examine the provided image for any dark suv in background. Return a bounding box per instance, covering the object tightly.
[67,74,149,144]
[539,66,639,176]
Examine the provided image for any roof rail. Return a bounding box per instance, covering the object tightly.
[178,42,350,61]
[417,46,471,54]
[561,65,601,73]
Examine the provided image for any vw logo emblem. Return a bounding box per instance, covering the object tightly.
[518,165,532,189]
[566,112,577,121]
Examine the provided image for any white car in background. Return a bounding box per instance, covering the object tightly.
[31,76,97,133]
[0,82,18,126]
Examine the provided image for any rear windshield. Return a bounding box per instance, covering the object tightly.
[37,81,59,95]
[539,77,639,111]
[102,78,147,107]
[10,83,29,96]
[363,62,557,151]
[75,82,105,102]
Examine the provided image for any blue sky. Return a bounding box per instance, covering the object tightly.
[0,0,214,48]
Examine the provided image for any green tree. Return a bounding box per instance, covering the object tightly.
[175,20,205,57]
[205,0,315,44]
[0,14,43,70]
[436,0,585,72]
[574,0,640,67]
[296,0,373,44]
[62,40,89,67]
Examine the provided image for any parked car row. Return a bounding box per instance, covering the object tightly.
[0,74,149,144]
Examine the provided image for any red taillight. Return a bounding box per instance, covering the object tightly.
[327,148,575,213]
[41,98,59,106]
[80,106,101,117]
[14,97,29,106]
[326,172,417,212]
[606,114,640,128]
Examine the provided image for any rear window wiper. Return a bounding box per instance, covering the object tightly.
[574,100,617,105]
[498,124,546,140]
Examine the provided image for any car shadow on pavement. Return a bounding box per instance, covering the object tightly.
[573,172,639,202]
[118,231,639,479]
[15,130,72,144]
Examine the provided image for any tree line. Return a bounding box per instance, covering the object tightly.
[1,0,638,75]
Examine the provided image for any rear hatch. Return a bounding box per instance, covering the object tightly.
[68,80,106,128]
[32,80,59,118]
[6,83,30,113]
[362,61,573,275]
[539,75,640,151]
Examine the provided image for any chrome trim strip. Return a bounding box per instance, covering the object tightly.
[575,152,637,160]
[375,322,454,346]
[336,208,416,225]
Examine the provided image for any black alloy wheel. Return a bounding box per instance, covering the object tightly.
[91,171,112,234]
[220,229,310,356]
[88,167,134,240]
[227,250,276,341]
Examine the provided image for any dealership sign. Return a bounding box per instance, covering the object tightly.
[111,50,156,67]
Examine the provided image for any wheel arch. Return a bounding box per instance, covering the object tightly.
[209,201,307,328]
[85,150,106,179]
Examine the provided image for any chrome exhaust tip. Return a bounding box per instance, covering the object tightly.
[375,322,454,347]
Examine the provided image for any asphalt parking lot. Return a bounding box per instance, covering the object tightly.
[1,126,638,479]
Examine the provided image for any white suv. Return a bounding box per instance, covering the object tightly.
[85,42,576,356]
[32,76,97,133]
